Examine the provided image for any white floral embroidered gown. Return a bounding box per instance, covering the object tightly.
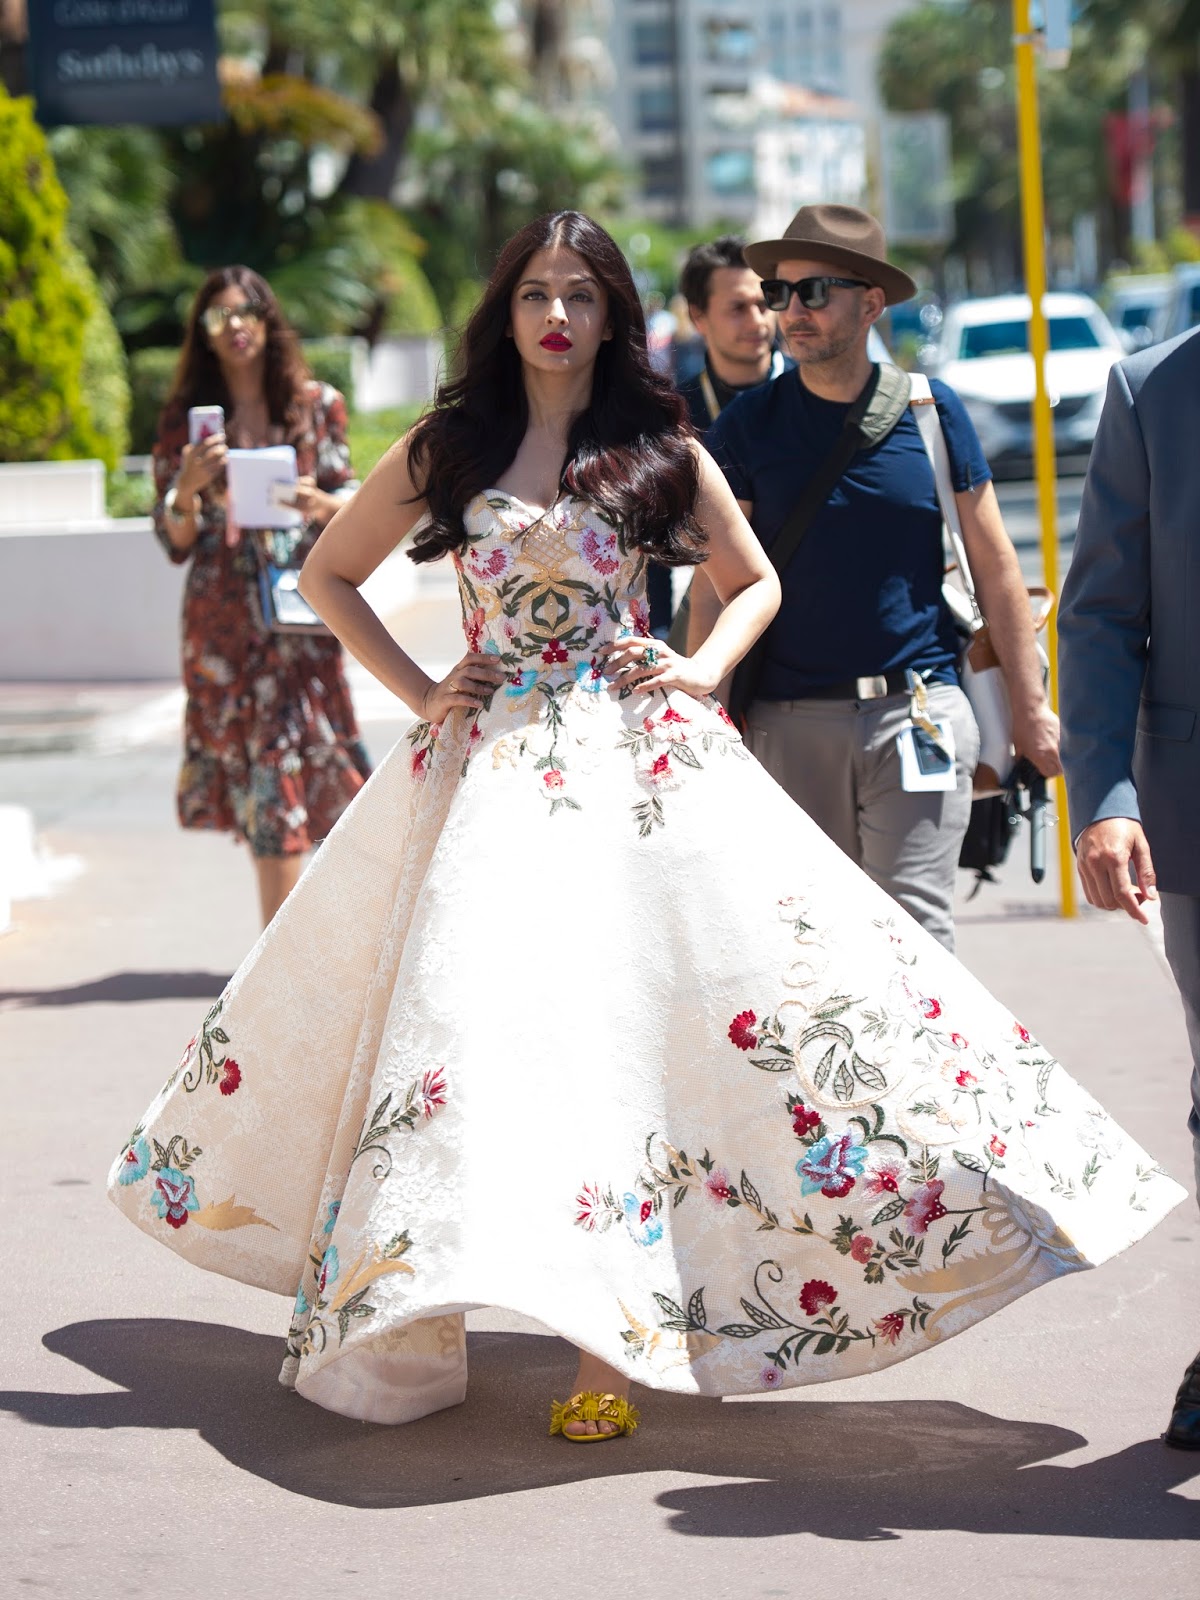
[108,492,1185,1424]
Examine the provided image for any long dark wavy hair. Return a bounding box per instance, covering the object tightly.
[407,211,704,566]
[159,266,313,439]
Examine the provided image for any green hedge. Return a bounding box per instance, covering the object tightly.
[0,88,127,468]
[128,337,361,453]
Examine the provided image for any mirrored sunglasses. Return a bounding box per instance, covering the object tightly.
[202,302,266,336]
[760,275,870,312]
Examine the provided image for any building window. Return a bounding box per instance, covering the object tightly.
[705,148,754,195]
[703,18,756,64]
[641,155,681,199]
[636,84,678,133]
[632,19,673,66]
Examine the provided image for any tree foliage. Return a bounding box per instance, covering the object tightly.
[878,0,1200,285]
[0,89,126,467]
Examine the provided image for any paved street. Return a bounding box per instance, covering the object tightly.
[2,491,1198,1598]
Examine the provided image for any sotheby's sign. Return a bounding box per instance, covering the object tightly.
[27,0,222,126]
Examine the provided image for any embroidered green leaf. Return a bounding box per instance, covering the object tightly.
[687,1288,708,1329]
[812,995,859,1022]
[739,1170,763,1212]
[952,1149,987,1173]
[872,1196,906,1226]
[812,1043,838,1093]
[814,1333,839,1356]
[715,1322,761,1339]
[749,1055,792,1072]
[672,743,703,769]
[740,1298,785,1330]
[652,1292,686,1325]
[852,1054,887,1092]
[832,1060,855,1102]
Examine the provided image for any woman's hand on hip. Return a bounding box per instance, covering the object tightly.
[419,652,508,725]
[597,636,718,700]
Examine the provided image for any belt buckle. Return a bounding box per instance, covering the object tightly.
[855,674,889,700]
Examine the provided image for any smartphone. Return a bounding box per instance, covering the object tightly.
[188,405,225,444]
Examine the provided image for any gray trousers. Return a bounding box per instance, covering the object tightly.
[745,683,979,952]
[1157,892,1200,1208]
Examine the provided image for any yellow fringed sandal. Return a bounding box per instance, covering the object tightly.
[549,1391,640,1443]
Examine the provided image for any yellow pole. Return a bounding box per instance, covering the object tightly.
[1012,0,1076,917]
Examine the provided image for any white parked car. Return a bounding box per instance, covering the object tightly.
[923,292,1124,471]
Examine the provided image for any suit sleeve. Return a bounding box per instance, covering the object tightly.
[1057,360,1150,839]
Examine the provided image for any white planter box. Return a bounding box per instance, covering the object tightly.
[0,518,183,681]
[0,459,106,525]
[353,335,444,413]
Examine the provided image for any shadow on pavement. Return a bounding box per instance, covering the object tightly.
[2,1318,1196,1536]
[0,971,230,1010]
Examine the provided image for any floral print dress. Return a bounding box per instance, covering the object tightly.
[153,381,371,858]
[110,493,1185,1424]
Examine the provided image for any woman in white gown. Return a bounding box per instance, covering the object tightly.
[109,212,1184,1442]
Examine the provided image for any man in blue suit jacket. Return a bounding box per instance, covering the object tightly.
[1059,325,1200,1451]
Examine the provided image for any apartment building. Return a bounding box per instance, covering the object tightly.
[608,0,917,226]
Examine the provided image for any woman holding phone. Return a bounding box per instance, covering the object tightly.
[152,266,371,926]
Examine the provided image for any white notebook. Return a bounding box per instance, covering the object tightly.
[226,445,301,529]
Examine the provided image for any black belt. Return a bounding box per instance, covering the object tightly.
[798,671,913,702]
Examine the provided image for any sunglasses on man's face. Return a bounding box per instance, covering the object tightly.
[760,275,871,312]
[202,302,266,337]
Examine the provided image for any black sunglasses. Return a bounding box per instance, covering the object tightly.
[760,275,871,312]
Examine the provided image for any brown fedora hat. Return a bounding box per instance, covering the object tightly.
[744,204,916,307]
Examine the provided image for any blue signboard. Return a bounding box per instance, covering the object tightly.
[27,0,222,127]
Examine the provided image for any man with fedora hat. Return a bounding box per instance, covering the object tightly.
[692,204,1060,950]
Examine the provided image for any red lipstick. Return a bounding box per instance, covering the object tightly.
[540,333,572,351]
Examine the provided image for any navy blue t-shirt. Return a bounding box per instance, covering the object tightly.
[707,369,991,698]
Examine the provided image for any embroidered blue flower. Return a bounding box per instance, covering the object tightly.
[316,1244,339,1298]
[150,1166,199,1228]
[797,1131,868,1199]
[575,658,606,694]
[623,1192,663,1247]
[293,1285,309,1320]
[322,1200,340,1236]
[116,1136,151,1186]
[504,668,537,700]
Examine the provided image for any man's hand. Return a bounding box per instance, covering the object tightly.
[1012,702,1062,778]
[1076,817,1158,924]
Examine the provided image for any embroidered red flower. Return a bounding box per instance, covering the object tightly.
[716,704,736,726]
[219,1058,241,1096]
[798,1279,838,1317]
[705,1169,735,1203]
[650,752,671,777]
[419,1068,447,1118]
[791,1103,821,1138]
[989,1135,1007,1157]
[948,1032,968,1050]
[1013,1021,1032,1044]
[465,607,485,653]
[875,1311,906,1345]
[850,1234,875,1263]
[643,716,656,733]
[864,1161,901,1196]
[541,638,568,664]
[904,1180,948,1234]
[469,720,483,744]
[543,770,565,791]
[728,1010,758,1051]
[660,707,689,725]
[955,1068,977,1088]
[920,996,943,1021]
[411,746,429,779]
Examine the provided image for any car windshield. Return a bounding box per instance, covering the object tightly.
[1117,304,1155,330]
[958,316,1102,358]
